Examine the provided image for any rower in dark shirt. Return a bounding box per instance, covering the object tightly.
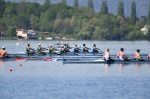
[83,44,90,52]
[93,44,100,53]
[74,44,81,52]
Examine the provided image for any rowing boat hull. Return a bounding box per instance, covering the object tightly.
[62,59,150,64]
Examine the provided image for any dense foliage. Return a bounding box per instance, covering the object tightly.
[0,0,150,40]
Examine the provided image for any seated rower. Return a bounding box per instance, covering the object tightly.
[49,45,59,54]
[74,44,81,52]
[26,44,35,54]
[93,44,100,53]
[64,44,70,52]
[0,46,8,58]
[103,48,110,61]
[117,48,128,61]
[60,46,65,54]
[83,44,90,52]
[133,49,143,61]
[148,53,150,60]
[37,44,48,55]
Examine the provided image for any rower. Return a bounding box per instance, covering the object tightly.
[93,44,100,53]
[82,44,90,52]
[117,48,128,61]
[74,44,81,52]
[0,46,8,58]
[37,44,48,55]
[133,49,143,61]
[49,45,59,54]
[64,44,70,52]
[26,44,35,54]
[148,53,150,60]
[103,48,110,61]
[60,45,65,54]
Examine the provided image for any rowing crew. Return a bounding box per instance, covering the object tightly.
[1,45,150,60]
[103,48,150,61]
[59,43,101,53]
[26,43,101,54]
[26,44,58,55]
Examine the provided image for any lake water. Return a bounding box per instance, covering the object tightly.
[0,40,150,99]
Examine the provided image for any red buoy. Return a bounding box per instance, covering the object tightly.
[9,68,12,72]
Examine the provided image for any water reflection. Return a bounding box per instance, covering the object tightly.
[0,60,4,71]
[104,63,110,74]
[148,64,150,69]
[134,63,141,70]
[103,63,150,75]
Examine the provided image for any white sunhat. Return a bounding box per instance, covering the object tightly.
[38,44,41,46]
[49,45,52,47]
[61,45,64,48]
[2,46,5,49]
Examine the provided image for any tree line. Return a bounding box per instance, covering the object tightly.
[0,0,150,40]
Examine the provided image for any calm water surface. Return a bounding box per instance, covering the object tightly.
[0,40,150,99]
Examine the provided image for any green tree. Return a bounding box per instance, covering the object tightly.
[43,0,51,10]
[117,0,124,17]
[147,27,150,40]
[61,0,67,5]
[100,0,108,14]
[3,3,16,17]
[16,14,30,29]
[147,5,150,25]
[2,2,17,28]
[0,0,5,18]
[27,2,40,17]
[88,0,94,9]
[130,1,137,24]
[6,26,16,38]
[53,17,63,34]
[127,30,144,40]
[30,15,40,30]
[0,0,149,40]
[44,0,51,5]
[16,1,28,15]
[63,18,71,34]
[0,20,6,31]
[74,0,78,7]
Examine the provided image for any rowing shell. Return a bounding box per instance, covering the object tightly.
[8,52,104,56]
[0,57,56,62]
[62,59,150,64]
[7,51,149,57]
